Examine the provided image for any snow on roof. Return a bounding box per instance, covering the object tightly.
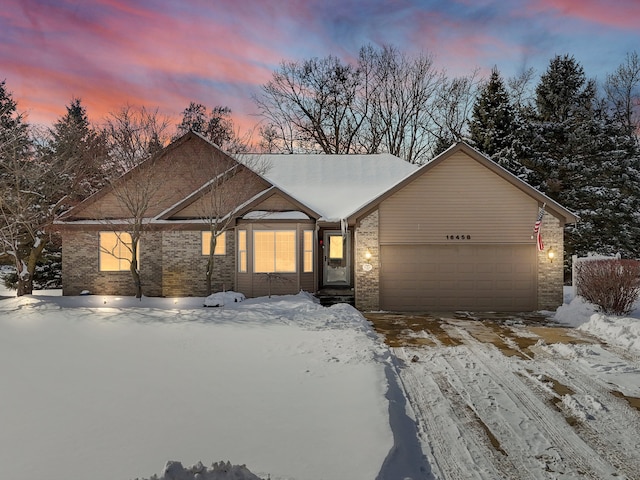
[241,153,418,221]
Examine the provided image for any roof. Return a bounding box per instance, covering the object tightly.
[240,153,419,221]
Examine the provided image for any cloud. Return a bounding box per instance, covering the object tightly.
[531,0,640,30]
[1,0,639,133]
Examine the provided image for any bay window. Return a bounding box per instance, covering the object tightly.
[254,230,296,273]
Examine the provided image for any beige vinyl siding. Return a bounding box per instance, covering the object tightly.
[171,169,268,219]
[252,193,302,212]
[379,152,538,245]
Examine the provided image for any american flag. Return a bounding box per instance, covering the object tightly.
[533,204,545,251]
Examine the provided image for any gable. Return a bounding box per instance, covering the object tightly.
[63,132,240,221]
[349,142,578,227]
[379,151,540,244]
[250,192,306,213]
[165,167,271,220]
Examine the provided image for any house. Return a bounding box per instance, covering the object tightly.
[57,131,577,312]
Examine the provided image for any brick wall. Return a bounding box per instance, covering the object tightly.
[141,232,163,296]
[62,228,236,297]
[62,230,138,296]
[354,210,380,311]
[162,230,235,297]
[537,213,564,310]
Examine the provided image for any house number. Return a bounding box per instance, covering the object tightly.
[446,235,471,240]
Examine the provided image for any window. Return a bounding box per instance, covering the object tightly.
[202,231,226,256]
[303,230,314,273]
[238,230,247,273]
[254,230,296,273]
[99,232,137,271]
[329,235,344,259]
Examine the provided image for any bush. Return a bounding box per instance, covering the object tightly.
[575,258,640,315]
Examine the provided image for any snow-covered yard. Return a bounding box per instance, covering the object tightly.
[0,291,405,480]
[0,281,639,480]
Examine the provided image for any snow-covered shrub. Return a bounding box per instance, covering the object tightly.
[137,460,264,480]
[575,258,640,315]
[204,291,246,307]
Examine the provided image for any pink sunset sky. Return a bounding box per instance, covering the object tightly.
[2,0,639,135]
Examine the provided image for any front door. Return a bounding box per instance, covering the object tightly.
[323,231,351,286]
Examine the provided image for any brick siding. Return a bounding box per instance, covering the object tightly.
[537,213,565,310]
[162,230,235,297]
[62,228,235,297]
[354,210,380,311]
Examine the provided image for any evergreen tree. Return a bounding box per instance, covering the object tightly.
[469,67,525,176]
[0,79,29,163]
[48,98,108,202]
[0,80,47,295]
[527,55,640,260]
[525,55,596,195]
[470,67,513,154]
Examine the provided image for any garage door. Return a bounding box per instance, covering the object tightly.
[380,244,537,312]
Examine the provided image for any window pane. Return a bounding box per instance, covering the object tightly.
[253,230,296,273]
[254,231,275,273]
[238,230,247,272]
[202,231,226,256]
[275,231,296,272]
[303,230,313,273]
[100,232,133,271]
[329,235,343,259]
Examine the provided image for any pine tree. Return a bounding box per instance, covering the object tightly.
[527,55,640,260]
[0,79,29,162]
[526,55,596,195]
[48,98,108,202]
[469,67,526,176]
[470,67,513,154]
[0,80,45,295]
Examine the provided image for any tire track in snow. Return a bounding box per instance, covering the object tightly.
[394,347,501,480]
[528,345,640,477]
[443,326,623,479]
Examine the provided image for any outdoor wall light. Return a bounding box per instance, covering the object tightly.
[547,247,555,262]
[364,248,372,262]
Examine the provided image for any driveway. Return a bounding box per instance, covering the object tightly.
[366,312,640,480]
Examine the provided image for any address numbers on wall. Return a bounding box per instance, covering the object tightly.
[446,235,471,240]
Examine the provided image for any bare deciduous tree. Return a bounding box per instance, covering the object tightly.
[255,45,474,163]
[101,105,171,298]
[605,51,640,140]
[362,44,445,163]
[256,55,366,154]
[428,71,480,155]
[506,67,536,110]
[0,83,77,296]
[180,141,270,295]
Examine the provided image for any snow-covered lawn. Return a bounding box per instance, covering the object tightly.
[0,291,401,480]
[1,282,639,480]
